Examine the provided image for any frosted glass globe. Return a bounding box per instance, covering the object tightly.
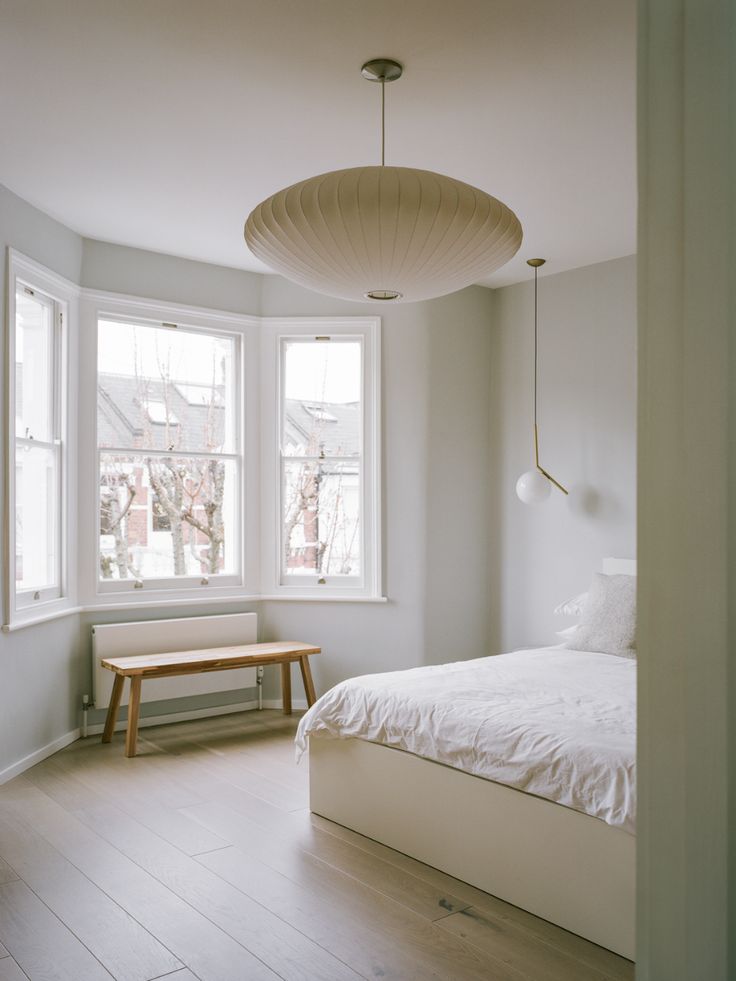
[516,469,551,504]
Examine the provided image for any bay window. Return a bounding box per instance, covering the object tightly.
[6,263,381,623]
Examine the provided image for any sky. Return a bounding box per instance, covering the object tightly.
[98,319,362,404]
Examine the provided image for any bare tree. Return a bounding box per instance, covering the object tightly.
[99,469,137,579]
[145,459,187,575]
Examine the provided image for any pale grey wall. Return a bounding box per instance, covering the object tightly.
[81,239,262,313]
[489,255,637,652]
[0,184,84,773]
[637,3,734,977]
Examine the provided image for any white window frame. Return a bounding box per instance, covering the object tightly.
[5,250,79,629]
[79,291,260,607]
[260,317,382,600]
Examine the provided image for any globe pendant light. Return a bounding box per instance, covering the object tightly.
[516,259,568,505]
[244,59,523,304]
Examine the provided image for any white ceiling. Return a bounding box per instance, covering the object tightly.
[0,0,635,289]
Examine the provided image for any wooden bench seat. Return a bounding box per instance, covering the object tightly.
[101,641,321,757]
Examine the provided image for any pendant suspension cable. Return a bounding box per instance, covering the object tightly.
[533,264,538,430]
[381,77,386,166]
[360,58,402,165]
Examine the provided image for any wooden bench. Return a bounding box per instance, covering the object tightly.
[100,641,321,757]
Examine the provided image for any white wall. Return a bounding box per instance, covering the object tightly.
[637,2,734,977]
[0,184,85,777]
[489,255,637,652]
[80,239,262,314]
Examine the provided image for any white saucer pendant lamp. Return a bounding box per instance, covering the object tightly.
[245,60,522,304]
[516,259,568,505]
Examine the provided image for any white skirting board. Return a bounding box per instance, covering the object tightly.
[309,736,636,960]
[0,729,81,786]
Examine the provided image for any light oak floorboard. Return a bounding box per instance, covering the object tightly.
[140,730,307,812]
[43,752,229,856]
[183,798,470,921]
[200,840,523,981]
[0,786,279,981]
[0,879,112,980]
[72,801,365,981]
[0,709,634,981]
[184,800,528,980]
[0,812,181,981]
[0,957,30,980]
[150,972,199,981]
[437,906,615,981]
[0,860,17,888]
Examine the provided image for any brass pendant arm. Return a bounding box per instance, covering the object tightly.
[534,424,568,495]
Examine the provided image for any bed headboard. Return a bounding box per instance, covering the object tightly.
[602,557,637,576]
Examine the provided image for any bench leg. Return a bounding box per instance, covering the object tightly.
[299,655,317,707]
[125,676,142,758]
[281,662,292,715]
[102,674,124,744]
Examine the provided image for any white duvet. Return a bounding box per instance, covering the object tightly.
[296,647,636,834]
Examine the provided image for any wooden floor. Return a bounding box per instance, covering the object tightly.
[0,710,634,981]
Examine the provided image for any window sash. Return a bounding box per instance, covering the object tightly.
[12,437,62,610]
[280,457,362,582]
[96,450,242,586]
[261,320,380,598]
[9,273,67,616]
[279,335,364,587]
[94,317,244,589]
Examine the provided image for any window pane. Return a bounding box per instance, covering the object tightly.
[15,289,53,442]
[99,454,238,580]
[283,460,360,577]
[97,320,236,453]
[15,443,58,590]
[282,340,361,457]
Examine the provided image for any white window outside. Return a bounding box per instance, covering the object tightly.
[95,314,243,594]
[261,318,381,599]
[5,251,79,629]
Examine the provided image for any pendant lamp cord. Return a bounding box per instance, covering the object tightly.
[533,264,538,429]
[381,78,386,166]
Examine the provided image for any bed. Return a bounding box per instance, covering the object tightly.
[296,560,637,960]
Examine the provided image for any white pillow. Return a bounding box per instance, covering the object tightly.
[565,573,636,658]
[555,623,580,640]
[554,591,588,617]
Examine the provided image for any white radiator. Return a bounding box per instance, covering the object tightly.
[92,612,258,709]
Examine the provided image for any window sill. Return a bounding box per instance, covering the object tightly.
[3,605,83,632]
[258,595,388,603]
[2,593,390,629]
[86,593,263,613]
